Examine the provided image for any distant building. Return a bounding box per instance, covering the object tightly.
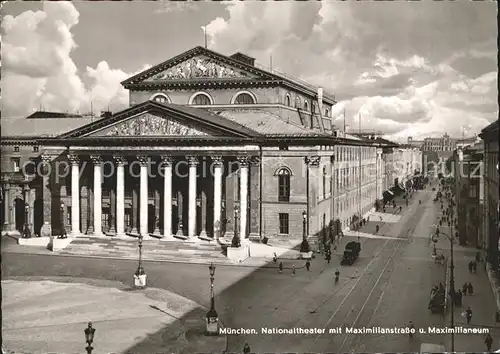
[407,133,478,152]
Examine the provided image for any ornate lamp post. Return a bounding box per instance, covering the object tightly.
[206,262,219,335]
[302,211,307,240]
[22,204,31,238]
[84,322,95,354]
[232,205,240,247]
[133,235,147,288]
[60,202,67,239]
[441,218,456,352]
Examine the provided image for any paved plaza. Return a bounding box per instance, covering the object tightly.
[2,278,225,354]
[2,187,499,353]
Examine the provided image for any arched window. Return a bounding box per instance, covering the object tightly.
[191,93,212,105]
[276,167,291,202]
[304,101,309,111]
[234,92,255,104]
[285,94,291,107]
[323,166,327,199]
[150,93,170,104]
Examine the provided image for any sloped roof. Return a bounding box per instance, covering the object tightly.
[58,100,262,139]
[121,46,336,104]
[214,110,331,137]
[1,116,98,138]
[27,111,83,119]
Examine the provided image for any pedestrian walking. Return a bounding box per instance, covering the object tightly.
[468,261,473,273]
[485,333,493,352]
[467,282,474,295]
[408,321,415,338]
[305,260,311,271]
[326,252,331,264]
[462,282,468,296]
[278,261,283,273]
[465,306,472,324]
[456,289,462,307]
[273,252,277,263]
[243,342,251,354]
[334,269,340,285]
[292,264,295,276]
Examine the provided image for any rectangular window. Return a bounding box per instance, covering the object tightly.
[33,146,39,152]
[279,213,289,234]
[14,146,19,152]
[11,158,20,172]
[278,174,290,202]
[67,206,72,225]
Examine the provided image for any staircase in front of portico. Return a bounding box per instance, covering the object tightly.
[58,236,234,265]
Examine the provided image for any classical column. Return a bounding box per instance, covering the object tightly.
[162,156,173,238]
[114,156,125,236]
[40,155,53,236]
[138,156,149,237]
[91,155,104,236]
[187,156,198,238]
[2,184,10,233]
[86,179,94,234]
[212,156,223,240]
[199,188,208,238]
[109,184,116,234]
[131,182,138,234]
[176,190,184,237]
[249,157,261,238]
[153,188,161,235]
[69,154,81,236]
[238,156,250,240]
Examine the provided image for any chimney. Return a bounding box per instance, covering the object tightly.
[101,111,112,119]
[230,52,255,66]
[317,87,323,117]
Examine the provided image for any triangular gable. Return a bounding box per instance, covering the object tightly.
[122,46,278,86]
[58,100,261,139]
[88,112,210,137]
[144,54,259,81]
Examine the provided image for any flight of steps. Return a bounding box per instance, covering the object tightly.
[58,236,234,265]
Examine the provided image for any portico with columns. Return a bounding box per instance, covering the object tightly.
[51,151,258,242]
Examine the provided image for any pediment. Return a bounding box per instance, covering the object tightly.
[143,55,259,82]
[87,112,210,137]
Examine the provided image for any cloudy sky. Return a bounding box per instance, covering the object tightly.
[1,1,497,141]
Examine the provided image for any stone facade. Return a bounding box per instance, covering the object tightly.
[1,46,417,247]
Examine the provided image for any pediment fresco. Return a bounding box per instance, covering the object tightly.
[145,55,257,81]
[90,113,208,137]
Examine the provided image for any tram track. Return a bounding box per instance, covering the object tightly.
[302,192,430,353]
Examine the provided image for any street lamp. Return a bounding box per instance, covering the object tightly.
[206,262,219,335]
[133,235,147,288]
[84,322,95,354]
[60,202,67,239]
[232,205,240,247]
[440,219,456,352]
[302,211,307,240]
[23,204,31,238]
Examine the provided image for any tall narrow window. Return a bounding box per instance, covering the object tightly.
[277,168,291,202]
[11,158,20,172]
[285,94,291,106]
[279,213,289,234]
[323,166,327,199]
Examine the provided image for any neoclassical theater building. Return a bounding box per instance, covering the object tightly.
[1,46,420,245]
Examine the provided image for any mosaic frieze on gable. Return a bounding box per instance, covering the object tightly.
[92,113,208,136]
[146,55,257,80]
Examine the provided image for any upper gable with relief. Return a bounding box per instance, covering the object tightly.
[87,113,210,137]
[144,55,259,81]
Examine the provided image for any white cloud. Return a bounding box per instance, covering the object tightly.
[1,2,146,117]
